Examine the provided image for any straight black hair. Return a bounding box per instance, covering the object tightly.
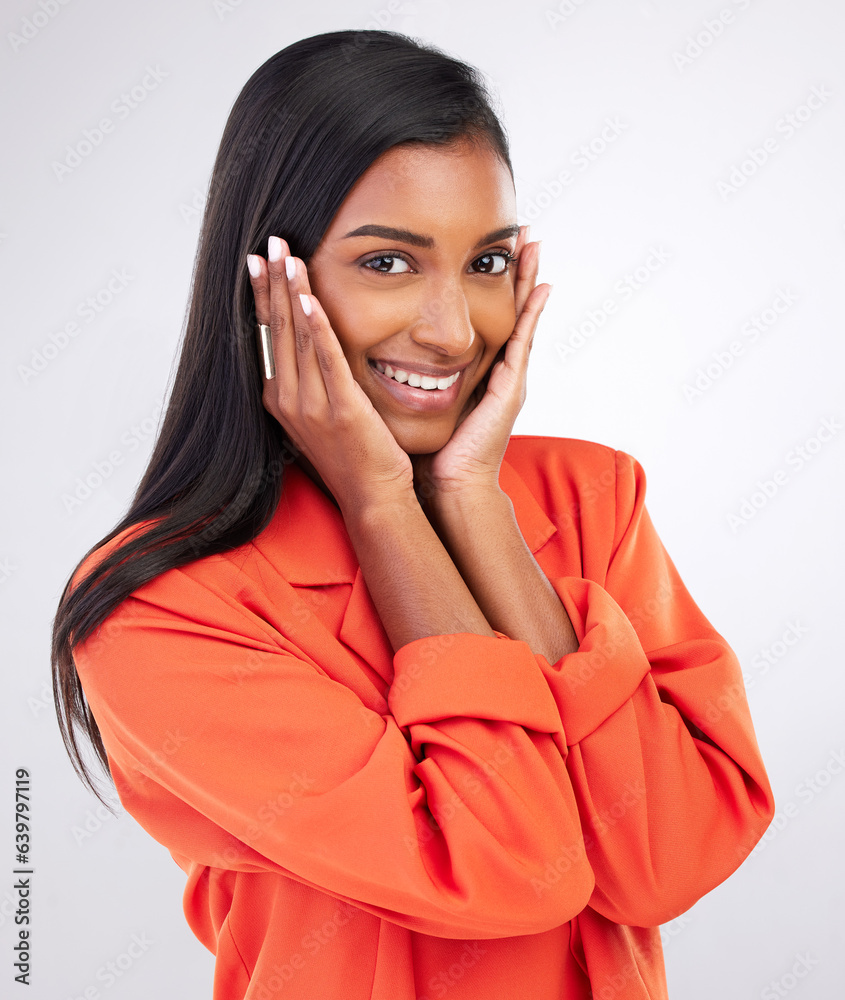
[51,29,513,803]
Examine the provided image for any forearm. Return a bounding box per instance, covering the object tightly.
[341,494,497,654]
[428,488,579,665]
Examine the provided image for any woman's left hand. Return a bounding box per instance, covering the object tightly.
[412,234,552,506]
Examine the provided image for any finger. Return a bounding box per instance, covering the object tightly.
[246,252,275,380]
[513,227,539,318]
[514,282,552,358]
[496,281,552,388]
[265,236,300,393]
[284,257,358,416]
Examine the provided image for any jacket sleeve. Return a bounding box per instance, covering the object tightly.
[532,448,775,927]
[72,551,595,941]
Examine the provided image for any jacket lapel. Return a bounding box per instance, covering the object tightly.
[262,451,559,698]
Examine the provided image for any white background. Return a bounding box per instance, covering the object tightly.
[2,0,843,997]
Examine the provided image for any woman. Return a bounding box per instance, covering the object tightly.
[52,29,775,999]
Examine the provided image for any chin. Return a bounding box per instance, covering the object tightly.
[391,419,455,456]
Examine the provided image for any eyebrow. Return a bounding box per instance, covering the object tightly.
[341,223,520,251]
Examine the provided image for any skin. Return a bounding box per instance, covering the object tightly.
[246,137,579,663]
[304,139,524,461]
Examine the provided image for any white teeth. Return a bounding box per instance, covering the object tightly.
[373,361,460,390]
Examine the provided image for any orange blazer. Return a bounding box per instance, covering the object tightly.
[73,436,774,999]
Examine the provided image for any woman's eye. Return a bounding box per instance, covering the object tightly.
[473,253,511,275]
[363,255,411,274]
[362,251,514,276]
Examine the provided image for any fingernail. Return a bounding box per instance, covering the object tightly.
[268,236,282,262]
[525,225,531,243]
[285,256,296,280]
[246,254,261,278]
[299,293,312,316]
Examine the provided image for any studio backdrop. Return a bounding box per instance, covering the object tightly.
[2,0,843,996]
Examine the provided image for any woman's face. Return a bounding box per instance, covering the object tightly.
[305,139,524,456]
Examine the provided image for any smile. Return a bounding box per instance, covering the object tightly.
[367,358,467,413]
[372,360,461,391]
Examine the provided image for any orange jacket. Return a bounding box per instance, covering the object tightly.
[73,436,774,999]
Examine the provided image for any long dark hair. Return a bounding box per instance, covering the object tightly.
[52,29,513,802]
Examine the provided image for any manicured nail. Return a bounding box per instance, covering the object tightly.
[524,225,531,243]
[285,256,296,280]
[299,293,312,316]
[246,254,261,278]
[268,236,282,262]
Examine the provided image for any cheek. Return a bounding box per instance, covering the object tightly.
[472,289,516,353]
[311,267,402,332]
[309,287,381,366]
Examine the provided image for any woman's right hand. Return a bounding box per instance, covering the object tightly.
[247,236,414,517]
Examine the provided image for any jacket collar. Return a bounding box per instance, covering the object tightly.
[256,454,558,588]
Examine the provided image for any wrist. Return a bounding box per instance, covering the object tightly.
[428,482,514,535]
[339,485,423,532]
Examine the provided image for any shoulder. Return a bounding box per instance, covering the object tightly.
[502,435,649,564]
[504,435,645,502]
[70,520,158,592]
[71,517,259,617]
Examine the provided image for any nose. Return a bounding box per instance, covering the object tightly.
[407,281,475,357]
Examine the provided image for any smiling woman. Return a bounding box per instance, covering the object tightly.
[51,28,774,1000]
[255,138,536,497]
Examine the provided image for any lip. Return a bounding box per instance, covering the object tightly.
[368,357,471,379]
[367,359,466,412]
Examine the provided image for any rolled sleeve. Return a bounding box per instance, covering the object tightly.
[389,632,564,734]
